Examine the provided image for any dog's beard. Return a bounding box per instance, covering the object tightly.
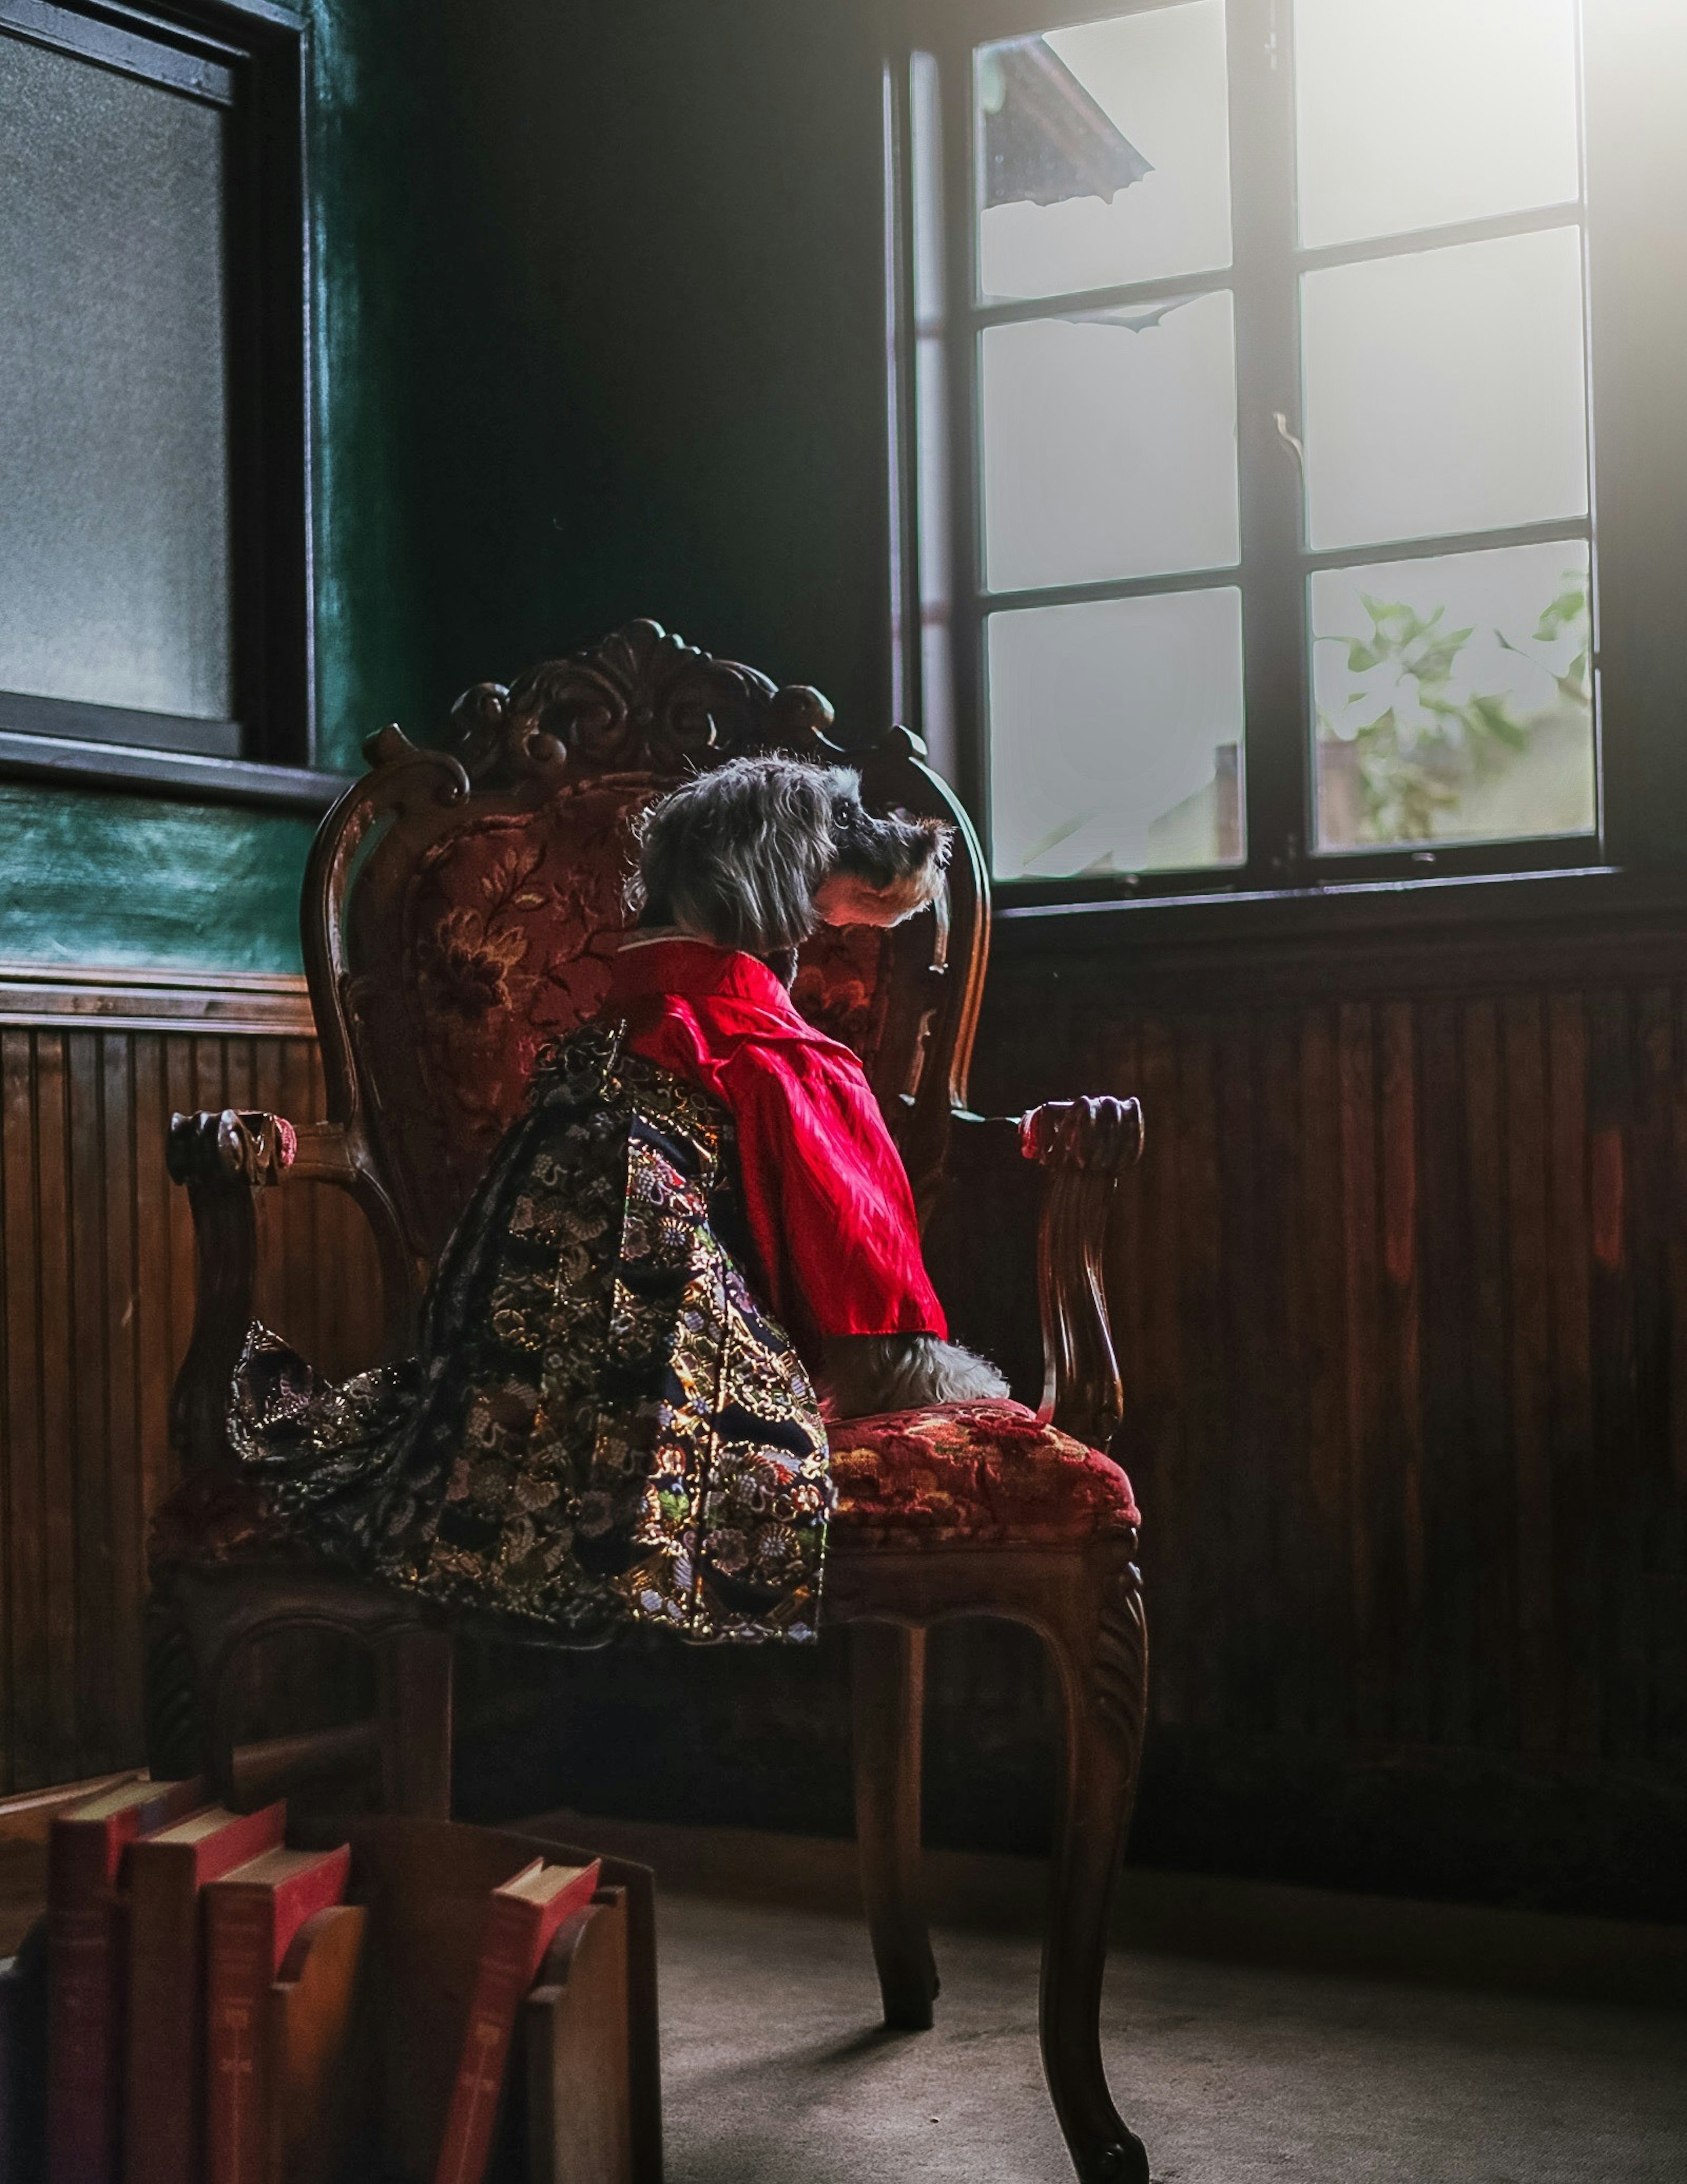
[819,811,951,930]
[813,863,943,929]
[819,1334,1009,1419]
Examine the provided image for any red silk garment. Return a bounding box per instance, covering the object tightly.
[604,938,947,1353]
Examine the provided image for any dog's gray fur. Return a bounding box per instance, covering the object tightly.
[630,755,1009,1420]
[630,755,951,957]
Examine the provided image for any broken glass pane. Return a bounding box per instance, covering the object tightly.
[977,2,1232,302]
[982,290,1239,591]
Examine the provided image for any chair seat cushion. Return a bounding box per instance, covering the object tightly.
[827,1400,1140,1549]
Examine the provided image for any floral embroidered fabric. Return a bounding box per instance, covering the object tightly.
[349,776,910,1258]
[373,780,660,1237]
[228,1023,831,1645]
[828,1400,1139,1549]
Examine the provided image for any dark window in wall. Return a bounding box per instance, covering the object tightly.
[891,0,1608,904]
[0,0,318,800]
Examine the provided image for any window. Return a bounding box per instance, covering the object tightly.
[891,0,1600,897]
[0,0,315,796]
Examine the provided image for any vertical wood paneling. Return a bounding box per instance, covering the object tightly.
[3,1030,44,1787]
[1501,997,1556,1752]
[34,1033,77,1786]
[977,954,1687,1796]
[0,1012,384,1789]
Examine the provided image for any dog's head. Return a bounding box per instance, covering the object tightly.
[630,755,952,958]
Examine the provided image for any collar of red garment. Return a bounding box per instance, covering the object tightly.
[607,936,805,1024]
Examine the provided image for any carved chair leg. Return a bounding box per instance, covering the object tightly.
[375,1624,454,1818]
[1039,1550,1150,2184]
[850,1619,939,2031]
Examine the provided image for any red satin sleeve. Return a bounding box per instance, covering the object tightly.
[615,984,947,1354]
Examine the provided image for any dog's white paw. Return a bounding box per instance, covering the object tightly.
[820,1334,1009,1419]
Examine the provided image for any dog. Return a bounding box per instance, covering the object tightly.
[628,755,1008,1420]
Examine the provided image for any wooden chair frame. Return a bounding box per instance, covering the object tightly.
[152,620,1149,2184]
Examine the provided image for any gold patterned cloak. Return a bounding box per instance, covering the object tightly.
[229,1023,832,1644]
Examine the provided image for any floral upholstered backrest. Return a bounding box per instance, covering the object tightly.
[305,621,989,1268]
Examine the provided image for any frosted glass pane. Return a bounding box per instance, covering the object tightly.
[1313,541,1595,851]
[982,291,1239,591]
[988,590,1245,879]
[910,50,945,328]
[1302,228,1588,552]
[916,337,951,609]
[1295,0,1582,250]
[977,2,1232,303]
[0,33,232,721]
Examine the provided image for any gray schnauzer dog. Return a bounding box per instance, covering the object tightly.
[630,755,1008,1420]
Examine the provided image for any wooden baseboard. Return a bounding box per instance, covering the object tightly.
[521,1807,1687,2013]
[0,958,315,1035]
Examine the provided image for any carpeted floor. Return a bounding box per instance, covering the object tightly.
[659,1894,1687,2184]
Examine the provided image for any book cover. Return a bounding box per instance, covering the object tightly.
[1,1919,49,2184]
[47,1776,205,2184]
[523,1890,630,2184]
[265,1905,368,2184]
[123,1803,286,2184]
[203,1846,351,2184]
[431,1860,601,2184]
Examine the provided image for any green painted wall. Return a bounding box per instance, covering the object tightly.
[3,0,447,972]
[2,0,894,974]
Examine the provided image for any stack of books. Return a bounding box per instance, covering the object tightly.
[40,1781,604,2184]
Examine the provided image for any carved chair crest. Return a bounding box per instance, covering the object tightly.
[298,619,990,1327]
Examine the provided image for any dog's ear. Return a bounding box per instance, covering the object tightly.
[633,758,846,954]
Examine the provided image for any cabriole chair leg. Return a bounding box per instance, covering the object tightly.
[1039,1547,1150,2184]
[850,1618,939,2031]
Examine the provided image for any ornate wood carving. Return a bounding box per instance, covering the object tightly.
[167,1107,298,1189]
[1091,1552,1148,1760]
[1021,1096,1145,1451]
[165,1110,296,1477]
[445,617,843,787]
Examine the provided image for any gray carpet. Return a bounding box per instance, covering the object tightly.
[659,1895,1687,2183]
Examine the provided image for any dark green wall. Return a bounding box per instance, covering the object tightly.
[3,0,430,970]
[7,0,894,972]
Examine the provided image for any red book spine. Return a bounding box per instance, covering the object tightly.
[431,1867,600,2184]
[205,1850,349,2184]
[204,1894,274,2184]
[48,1783,204,2184]
[47,1825,121,2184]
[126,1805,286,2184]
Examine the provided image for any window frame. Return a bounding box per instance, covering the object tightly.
[892,0,1610,908]
[0,0,338,809]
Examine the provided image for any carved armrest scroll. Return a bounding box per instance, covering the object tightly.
[1018,1096,1145,1452]
[1019,1094,1144,1176]
[166,1108,299,1189]
[166,1109,304,1477]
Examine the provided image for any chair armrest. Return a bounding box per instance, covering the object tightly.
[165,1109,304,1473]
[1020,1096,1144,1450]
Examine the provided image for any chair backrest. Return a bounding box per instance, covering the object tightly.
[302,620,991,1278]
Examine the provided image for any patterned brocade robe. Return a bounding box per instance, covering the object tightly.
[231,1022,832,1645]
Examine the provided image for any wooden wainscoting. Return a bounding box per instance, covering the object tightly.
[0,965,383,1792]
[971,898,1687,1913]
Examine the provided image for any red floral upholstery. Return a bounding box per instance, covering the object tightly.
[828,1400,1139,1549]
[348,774,908,1249]
[792,922,894,1076]
[402,781,657,1154]
[346,779,658,1240]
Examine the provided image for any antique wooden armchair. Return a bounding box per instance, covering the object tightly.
[150,620,1148,2184]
